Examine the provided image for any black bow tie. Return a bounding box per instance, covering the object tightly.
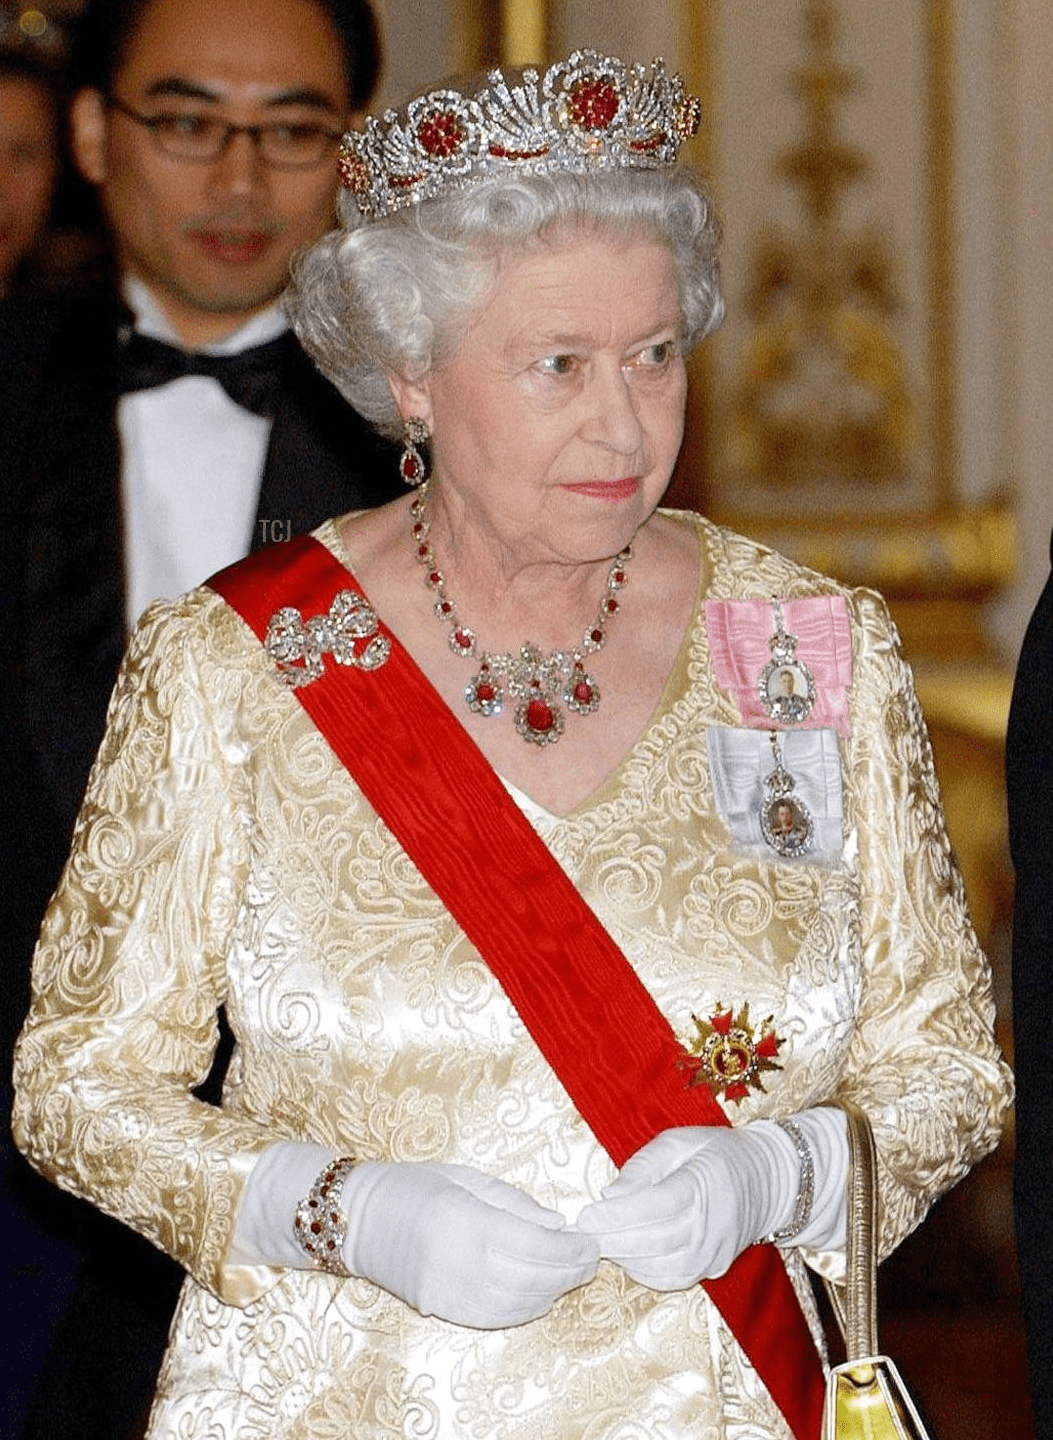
[117,331,291,417]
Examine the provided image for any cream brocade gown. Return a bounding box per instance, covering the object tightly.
[13,512,1011,1440]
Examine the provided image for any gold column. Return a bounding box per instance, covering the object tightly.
[500,0,549,65]
[926,0,958,510]
[458,0,549,71]
[681,0,716,160]
[669,0,717,512]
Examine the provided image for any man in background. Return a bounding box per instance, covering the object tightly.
[0,47,64,294]
[0,0,397,1432]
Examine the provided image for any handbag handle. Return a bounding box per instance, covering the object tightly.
[821,1104,936,1440]
[826,1099,879,1360]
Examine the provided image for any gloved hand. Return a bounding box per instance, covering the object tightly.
[342,1160,601,1328]
[575,1110,847,1289]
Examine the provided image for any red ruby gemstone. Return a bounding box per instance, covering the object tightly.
[606,598,619,614]
[526,699,554,732]
[569,77,619,131]
[417,109,465,158]
[573,680,593,703]
[590,628,604,644]
[488,143,550,161]
[401,455,419,479]
[476,683,496,703]
[454,630,472,649]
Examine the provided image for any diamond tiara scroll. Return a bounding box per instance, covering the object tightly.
[338,50,702,221]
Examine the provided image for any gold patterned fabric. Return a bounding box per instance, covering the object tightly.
[13,512,1011,1440]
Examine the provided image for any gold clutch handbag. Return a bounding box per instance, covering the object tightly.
[821,1101,935,1440]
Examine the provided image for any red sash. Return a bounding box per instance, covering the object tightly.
[209,535,824,1439]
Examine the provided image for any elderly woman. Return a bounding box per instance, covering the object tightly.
[14,50,1010,1440]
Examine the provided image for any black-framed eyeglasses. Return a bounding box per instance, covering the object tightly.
[105,96,343,169]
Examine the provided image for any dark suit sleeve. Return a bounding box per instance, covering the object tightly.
[1007,541,1053,1440]
[0,287,126,1068]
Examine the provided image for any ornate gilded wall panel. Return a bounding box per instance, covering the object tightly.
[675,0,1013,610]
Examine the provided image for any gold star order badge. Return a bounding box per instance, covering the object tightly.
[683,1002,783,1103]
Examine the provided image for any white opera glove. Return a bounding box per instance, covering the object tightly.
[575,1107,848,1289]
[341,1160,600,1328]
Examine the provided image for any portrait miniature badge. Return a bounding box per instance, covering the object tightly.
[761,730,814,858]
[758,598,816,724]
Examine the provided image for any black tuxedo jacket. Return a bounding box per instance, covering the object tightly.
[1007,532,1053,1440]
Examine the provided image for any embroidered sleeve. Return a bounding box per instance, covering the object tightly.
[834,588,1012,1260]
[11,593,284,1307]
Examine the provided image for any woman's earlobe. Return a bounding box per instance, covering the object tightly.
[387,372,433,431]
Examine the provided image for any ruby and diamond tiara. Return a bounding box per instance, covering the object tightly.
[338,49,702,221]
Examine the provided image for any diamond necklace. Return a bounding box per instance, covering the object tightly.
[410,483,632,746]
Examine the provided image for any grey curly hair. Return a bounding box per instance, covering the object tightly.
[287,166,724,439]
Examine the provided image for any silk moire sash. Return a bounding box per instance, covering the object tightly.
[209,533,825,1440]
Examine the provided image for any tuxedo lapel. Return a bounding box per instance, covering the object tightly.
[255,338,402,547]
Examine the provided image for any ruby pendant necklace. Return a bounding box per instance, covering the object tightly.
[410,484,631,746]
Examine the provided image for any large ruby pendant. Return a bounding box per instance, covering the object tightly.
[528,698,553,730]
[515,692,565,745]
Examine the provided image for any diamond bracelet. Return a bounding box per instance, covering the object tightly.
[765,1117,815,1245]
[293,1156,357,1276]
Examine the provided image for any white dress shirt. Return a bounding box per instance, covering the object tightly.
[118,277,288,629]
